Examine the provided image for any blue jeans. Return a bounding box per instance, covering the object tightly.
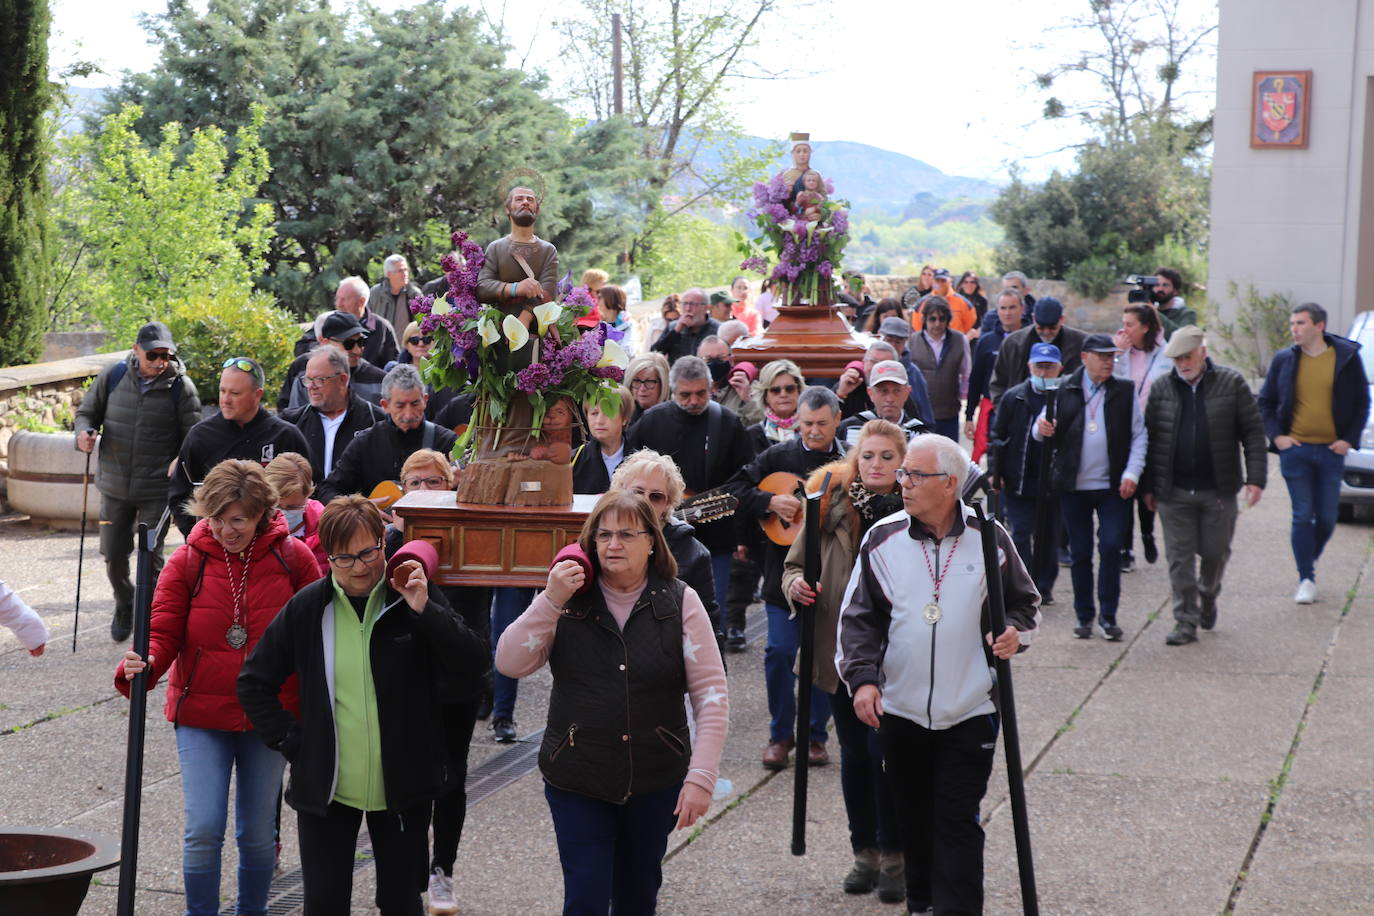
[932,417,961,442]
[1001,490,1059,598]
[174,725,285,916]
[1279,443,1345,580]
[764,602,832,744]
[830,683,901,853]
[491,587,534,720]
[544,781,681,916]
[709,551,733,630]
[1059,489,1129,626]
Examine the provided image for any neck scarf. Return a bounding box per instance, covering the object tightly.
[848,480,904,535]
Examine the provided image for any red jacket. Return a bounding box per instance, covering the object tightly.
[115,511,322,730]
[296,498,329,575]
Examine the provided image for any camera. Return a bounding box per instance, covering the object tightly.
[1125,274,1159,304]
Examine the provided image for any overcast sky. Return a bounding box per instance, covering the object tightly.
[49,0,1218,184]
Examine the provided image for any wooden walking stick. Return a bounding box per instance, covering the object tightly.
[973,501,1039,915]
[791,472,829,856]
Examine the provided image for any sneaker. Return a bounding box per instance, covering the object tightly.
[1072,625,1093,639]
[1200,600,1218,630]
[427,867,458,915]
[726,627,747,652]
[110,605,133,643]
[1165,625,1198,646]
[1142,535,1159,565]
[1294,579,1317,604]
[1120,550,1135,574]
[1101,623,1124,641]
[842,849,879,894]
[492,717,517,743]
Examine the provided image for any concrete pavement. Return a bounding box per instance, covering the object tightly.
[2,453,1372,914]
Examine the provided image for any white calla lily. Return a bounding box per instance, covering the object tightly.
[431,298,452,316]
[533,302,562,335]
[503,314,530,351]
[596,339,629,369]
[478,316,500,348]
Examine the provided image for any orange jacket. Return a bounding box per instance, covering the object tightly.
[910,291,976,335]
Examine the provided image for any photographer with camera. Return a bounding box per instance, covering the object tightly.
[1150,268,1196,341]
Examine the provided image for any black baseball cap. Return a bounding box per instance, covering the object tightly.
[1082,333,1121,354]
[136,321,176,354]
[320,311,367,341]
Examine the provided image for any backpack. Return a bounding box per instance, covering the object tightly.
[107,361,185,408]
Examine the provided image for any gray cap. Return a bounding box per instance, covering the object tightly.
[878,316,911,338]
[1163,325,1206,358]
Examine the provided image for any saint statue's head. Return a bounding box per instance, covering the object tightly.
[506,186,540,228]
[789,132,812,170]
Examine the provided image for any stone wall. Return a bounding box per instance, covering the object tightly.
[0,352,127,509]
[864,276,1136,333]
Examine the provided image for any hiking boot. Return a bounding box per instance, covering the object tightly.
[877,851,905,904]
[1165,625,1198,646]
[427,867,458,915]
[492,717,517,743]
[842,848,879,894]
[110,605,133,643]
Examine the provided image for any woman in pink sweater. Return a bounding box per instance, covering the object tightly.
[496,490,728,915]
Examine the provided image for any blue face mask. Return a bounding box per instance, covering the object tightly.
[282,507,306,534]
[1029,375,1063,392]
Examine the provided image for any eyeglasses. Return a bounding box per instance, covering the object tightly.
[768,383,799,396]
[680,300,706,309]
[407,335,434,346]
[144,351,172,363]
[339,338,364,351]
[924,315,948,323]
[328,541,384,569]
[403,476,447,490]
[207,514,254,532]
[629,487,670,506]
[630,378,660,389]
[894,468,949,487]
[594,528,650,545]
[302,372,344,389]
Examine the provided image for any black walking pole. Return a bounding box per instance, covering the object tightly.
[73,436,94,653]
[973,501,1039,915]
[791,472,829,856]
[1030,389,1058,583]
[117,510,166,916]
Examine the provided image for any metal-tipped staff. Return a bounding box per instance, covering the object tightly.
[73,433,94,653]
[792,471,829,856]
[973,501,1039,915]
[117,508,169,916]
[1030,389,1058,590]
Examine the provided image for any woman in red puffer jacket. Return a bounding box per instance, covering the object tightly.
[116,459,320,916]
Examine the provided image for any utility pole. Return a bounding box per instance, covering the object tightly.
[612,12,624,116]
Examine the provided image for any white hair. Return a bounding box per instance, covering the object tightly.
[383,254,408,274]
[1002,270,1028,284]
[338,276,369,300]
[906,434,970,492]
[718,319,749,343]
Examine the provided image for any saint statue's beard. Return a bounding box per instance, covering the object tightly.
[511,210,537,227]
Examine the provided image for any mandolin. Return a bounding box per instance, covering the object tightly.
[674,489,738,526]
[758,471,806,546]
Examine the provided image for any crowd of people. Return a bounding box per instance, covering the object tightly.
[3,254,1364,916]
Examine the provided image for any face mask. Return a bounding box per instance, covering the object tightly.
[706,358,731,383]
[282,508,306,534]
[1029,375,1063,392]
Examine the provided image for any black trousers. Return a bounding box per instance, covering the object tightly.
[297,800,429,916]
[725,554,759,631]
[430,699,479,876]
[880,712,998,916]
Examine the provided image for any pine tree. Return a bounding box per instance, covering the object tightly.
[0,0,52,366]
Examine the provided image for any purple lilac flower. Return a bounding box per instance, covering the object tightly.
[515,364,554,392]
[831,208,849,235]
[824,178,834,195]
[591,366,625,382]
[818,261,833,279]
[766,172,791,204]
[739,256,768,274]
[439,253,460,274]
[411,294,434,316]
[763,203,789,223]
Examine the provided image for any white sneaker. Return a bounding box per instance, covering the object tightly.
[1294,579,1317,604]
[427,867,458,915]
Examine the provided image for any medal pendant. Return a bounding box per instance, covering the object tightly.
[922,602,942,625]
[1087,422,1099,433]
[226,623,248,650]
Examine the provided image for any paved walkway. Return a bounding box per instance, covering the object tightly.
[2,454,1372,914]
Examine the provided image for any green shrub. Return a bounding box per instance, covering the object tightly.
[165,289,299,402]
[1212,282,1293,379]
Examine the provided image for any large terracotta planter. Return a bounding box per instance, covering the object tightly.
[0,827,120,916]
[6,430,101,529]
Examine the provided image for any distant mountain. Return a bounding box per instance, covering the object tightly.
[692,134,1002,214]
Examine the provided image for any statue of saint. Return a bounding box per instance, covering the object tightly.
[473,185,561,458]
[792,168,827,222]
[779,132,820,206]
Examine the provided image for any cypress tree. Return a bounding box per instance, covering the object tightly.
[0,0,52,367]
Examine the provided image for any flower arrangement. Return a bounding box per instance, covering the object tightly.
[411,230,629,460]
[736,171,851,306]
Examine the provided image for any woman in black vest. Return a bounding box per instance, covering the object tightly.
[496,490,729,915]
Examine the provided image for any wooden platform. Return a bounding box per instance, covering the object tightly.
[393,490,597,587]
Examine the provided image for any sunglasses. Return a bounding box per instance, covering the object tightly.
[407,335,434,346]
[222,357,264,385]
[768,384,799,396]
[340,338,364,351]
[144,351,172,363]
